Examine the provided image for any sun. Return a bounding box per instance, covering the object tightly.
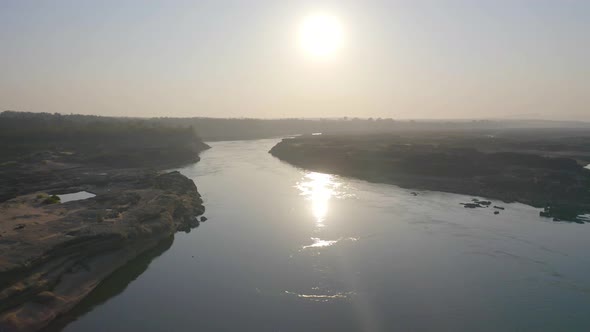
[298,13,344,59]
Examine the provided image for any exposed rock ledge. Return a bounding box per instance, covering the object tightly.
[0,171,204,332]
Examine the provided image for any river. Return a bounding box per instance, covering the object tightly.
[52,139,590,331]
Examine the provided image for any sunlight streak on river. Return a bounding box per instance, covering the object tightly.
[296,172,340,227]
[296,172,357,250]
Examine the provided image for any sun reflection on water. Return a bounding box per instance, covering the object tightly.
[291,172,358,305]
[296,172,357,250]
[296,172,341,227]
[302,237,338,249]
[302,237,359,249]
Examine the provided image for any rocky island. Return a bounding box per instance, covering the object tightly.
[270,132,590,222]
[0,112,209,331]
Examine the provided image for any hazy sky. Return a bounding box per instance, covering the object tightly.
[1,0,588,120]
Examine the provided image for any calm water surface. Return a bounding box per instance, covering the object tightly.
[57,191,96,203]
[55,139,590,331]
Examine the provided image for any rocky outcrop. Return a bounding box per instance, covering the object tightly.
[0,171,204,332]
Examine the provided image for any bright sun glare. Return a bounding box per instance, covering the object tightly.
[299,13,344,58]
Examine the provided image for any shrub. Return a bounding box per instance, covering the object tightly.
[43,195,61,204]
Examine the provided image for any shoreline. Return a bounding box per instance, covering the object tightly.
[42,236,175,331]
[269,135,590,222]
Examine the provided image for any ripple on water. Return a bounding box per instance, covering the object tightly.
[301,237,359,250]
[284,290,354,302]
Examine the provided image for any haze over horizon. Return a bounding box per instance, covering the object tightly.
[1,0,588,121]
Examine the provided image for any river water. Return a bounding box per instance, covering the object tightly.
[55,139,590,331]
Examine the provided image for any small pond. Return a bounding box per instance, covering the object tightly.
[57,191,96,203]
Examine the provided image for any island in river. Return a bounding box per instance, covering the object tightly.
[0,112,209,331]
[270,132,590,222]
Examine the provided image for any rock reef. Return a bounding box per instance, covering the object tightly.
[0,113,212,331]
[0,171,204,331]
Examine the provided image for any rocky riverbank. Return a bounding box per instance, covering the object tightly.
[0,170,205,331]
[270,134,590,222]
[0,113,212,331]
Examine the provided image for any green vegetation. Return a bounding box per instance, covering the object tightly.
[43,195,60,204]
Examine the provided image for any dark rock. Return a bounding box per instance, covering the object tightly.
[540,204,584,223]
[13,224,25,230]
[462,203,482,208]
[540,210,551,218]
[494,211,500,215]
[200,216,208,222]
[493,206,505,210]
[155,171,199,195]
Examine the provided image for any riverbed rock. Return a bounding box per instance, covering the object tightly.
[461,203,482,208]
[0,171,205,332]
[540,204,585,223]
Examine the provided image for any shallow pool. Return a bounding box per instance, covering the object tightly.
[57,191,96,203]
